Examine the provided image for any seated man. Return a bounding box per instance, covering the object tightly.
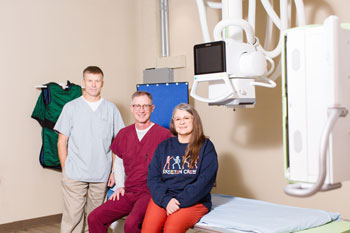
[88,91,172,233]
[105,159,124,232]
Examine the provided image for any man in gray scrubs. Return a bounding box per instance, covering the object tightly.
[54,66,124,233]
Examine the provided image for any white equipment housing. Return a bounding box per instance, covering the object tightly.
[191,0,284,108]
[282,16,350,196]
[191,40,262,106]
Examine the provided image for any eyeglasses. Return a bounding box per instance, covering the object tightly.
[173,116,193,124]
[132,104,152,111]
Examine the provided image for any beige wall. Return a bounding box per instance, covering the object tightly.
[1,0,350,225]
[0,0,138,224]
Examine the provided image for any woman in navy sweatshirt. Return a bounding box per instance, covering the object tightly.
[141,103,218,233]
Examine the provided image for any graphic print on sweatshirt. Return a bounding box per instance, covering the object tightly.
[163,155,198,175]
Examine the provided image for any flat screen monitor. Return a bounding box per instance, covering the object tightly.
[194,41,226,75]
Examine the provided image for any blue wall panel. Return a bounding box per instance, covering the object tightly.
[137,82,189,129]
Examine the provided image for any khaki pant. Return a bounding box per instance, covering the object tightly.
[60,173,107,233]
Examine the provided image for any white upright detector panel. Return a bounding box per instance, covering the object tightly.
[282,16,350,196]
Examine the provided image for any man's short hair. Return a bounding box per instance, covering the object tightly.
[83,66,104,78]
[131,91,153,105]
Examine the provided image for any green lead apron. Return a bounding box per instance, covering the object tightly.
[32,81,82,169]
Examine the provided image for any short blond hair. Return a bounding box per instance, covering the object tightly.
[131,91,153,105]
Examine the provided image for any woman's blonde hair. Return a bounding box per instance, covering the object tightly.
[169,103,206,168]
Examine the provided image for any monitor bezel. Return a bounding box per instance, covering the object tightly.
[194,40,226,75]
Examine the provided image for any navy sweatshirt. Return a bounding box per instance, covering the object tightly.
[147,137,218,211]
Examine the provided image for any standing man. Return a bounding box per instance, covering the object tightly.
[88,91,172,233]
[54,66,125,233]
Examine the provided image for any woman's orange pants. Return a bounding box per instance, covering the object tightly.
[141,198,208,233]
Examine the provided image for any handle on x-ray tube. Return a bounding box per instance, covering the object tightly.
[190,73,234,103]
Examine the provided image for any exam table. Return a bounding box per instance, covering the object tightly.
[193,194,350,233]
[108,193,349,233]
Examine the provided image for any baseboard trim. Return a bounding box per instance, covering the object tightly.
[0,214,62,232]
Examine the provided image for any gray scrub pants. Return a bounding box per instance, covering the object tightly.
[60,173,107,233]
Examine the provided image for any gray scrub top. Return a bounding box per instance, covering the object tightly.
[54,96,124,182]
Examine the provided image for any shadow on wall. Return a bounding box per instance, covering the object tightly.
[229,79,283,150]
[304,0,335,24]
[112,102,134,126]
[212,152,254,198]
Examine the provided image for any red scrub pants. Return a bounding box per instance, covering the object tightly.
[141,198,208,233]
[88,191,151,233]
